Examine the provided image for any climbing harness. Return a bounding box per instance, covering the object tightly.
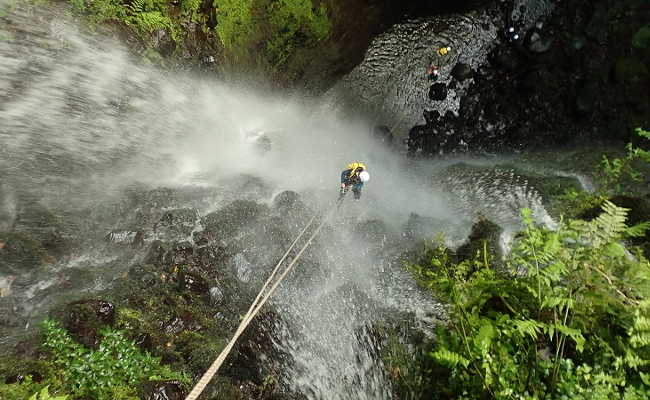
[185,195,346,400]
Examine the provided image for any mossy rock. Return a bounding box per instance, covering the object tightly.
[175,331,225,375]
[0,359,53,384]
[456,217,502,263]
[53,299,116,348]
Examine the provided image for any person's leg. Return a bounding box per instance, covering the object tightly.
[353,188,361,200]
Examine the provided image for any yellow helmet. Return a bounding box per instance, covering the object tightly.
[347,162,367,172]
[437,46,451,56]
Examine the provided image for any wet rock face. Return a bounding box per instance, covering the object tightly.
[155,208,199,241]
[272,191,305,217]
[59,300,115,348]
[203,200,269,239]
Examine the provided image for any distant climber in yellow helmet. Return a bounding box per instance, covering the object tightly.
[339,162,369,200]
[437,46,451,56]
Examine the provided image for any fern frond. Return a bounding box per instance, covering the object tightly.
[127,0,145,14]
[590,201,629,247]
[431,348,470,368]
[627,221,650,238]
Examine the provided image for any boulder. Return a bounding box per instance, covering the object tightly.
[59,299,115,348]
[428,83,448,101]
[177,270,209,295]
[456,217,502,263]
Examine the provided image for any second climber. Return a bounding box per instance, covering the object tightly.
[339,162,370,200]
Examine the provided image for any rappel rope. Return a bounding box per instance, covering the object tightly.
[184,197,344,400]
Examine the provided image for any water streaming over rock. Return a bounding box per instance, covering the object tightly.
[1,1,582,397]
[329,0,555,140]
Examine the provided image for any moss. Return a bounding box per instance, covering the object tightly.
[175,331,225,375]
[0,360,68,400]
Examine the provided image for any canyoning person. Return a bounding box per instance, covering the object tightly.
[437,46,451,57]
[426,64,439,81]
[339,162,370,200]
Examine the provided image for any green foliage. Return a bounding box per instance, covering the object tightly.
[0,375,70,400]
[67,0,183,44]
[29,386,69,400]
[215,0,254,53]
[599,128,650,195]
[407,202,650,399]
[632,26,650,49]
[216,0,331,67]
[41,319,187,400]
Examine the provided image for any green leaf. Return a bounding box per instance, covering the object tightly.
[605,242,627,258]
[627,221,650,238]
[431,348,470,368]
[473,320,496,353]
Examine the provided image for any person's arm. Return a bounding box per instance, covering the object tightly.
[340,170,349,186]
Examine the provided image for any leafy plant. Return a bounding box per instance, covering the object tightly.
[598,127,650,195]
[29,386,68,400]
[41,319,187,400]
[407,202,650,399]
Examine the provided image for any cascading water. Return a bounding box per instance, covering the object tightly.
[1,1,583,398]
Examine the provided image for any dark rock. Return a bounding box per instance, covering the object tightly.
[177,271,208,295]
[5,371,43,384]
[428,83,448,101]
[526,31,553,53]
[451,63,473,81]
[59,299,115,348]
[456,217,502,263]
[139,379,186,400]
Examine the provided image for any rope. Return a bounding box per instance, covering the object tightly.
[184,197,343,400]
